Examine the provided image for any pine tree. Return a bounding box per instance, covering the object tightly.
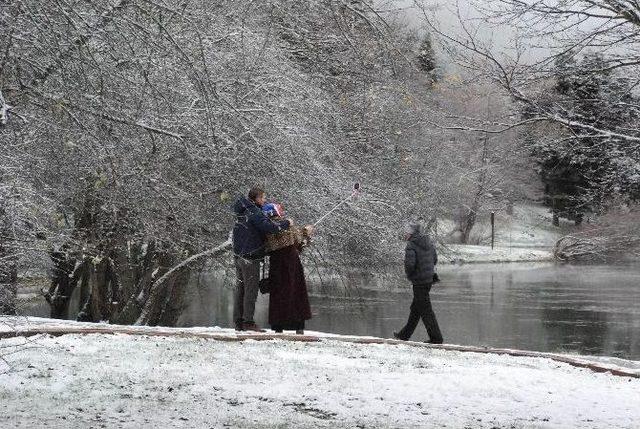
[533,53,640,224]
[416,34,436,74]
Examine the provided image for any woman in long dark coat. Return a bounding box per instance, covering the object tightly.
[263,203,312,334]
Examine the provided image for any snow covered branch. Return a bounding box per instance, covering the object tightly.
[134,240,231,325]
[0,90,8,127]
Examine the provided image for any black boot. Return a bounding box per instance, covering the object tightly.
[234,320,244,332]
[393,331,408,341]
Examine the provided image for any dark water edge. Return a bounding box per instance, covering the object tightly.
[178,262,640,360]
[16,262,640,360]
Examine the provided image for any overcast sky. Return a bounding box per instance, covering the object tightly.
[380,0,613,71]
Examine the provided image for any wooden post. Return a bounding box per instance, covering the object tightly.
[490,211,495,250]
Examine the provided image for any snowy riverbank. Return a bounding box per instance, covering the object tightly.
[436,204,570,264]
[1,318,639,428]
[441,244,553,264]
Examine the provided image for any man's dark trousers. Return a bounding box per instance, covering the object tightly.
[397,283,443,343]
[233,256,261,325]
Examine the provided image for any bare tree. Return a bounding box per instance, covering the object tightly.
[1,0,459,323]
[411,0,639,230]
[2,0,566,326]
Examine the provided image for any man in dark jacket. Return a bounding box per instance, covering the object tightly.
[232,187,290,332]
[394,221,443,343]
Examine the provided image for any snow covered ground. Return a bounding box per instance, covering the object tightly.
[2,318,639,428]
[442,244,553,264]
[438,204,574,264]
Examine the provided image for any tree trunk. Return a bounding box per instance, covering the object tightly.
[136,249,177,326]
[76,260,91,320]
[135,240,231,326]
[459,205,478,244]
[0,257,17,315]
[112,241,156,325]
[0,208,17,315]
[460,134,489,244]
[506,199,514,216]
[553,210,560,227]
[87,258,111,322]
[157,266,192,327]
[45,248,78,319]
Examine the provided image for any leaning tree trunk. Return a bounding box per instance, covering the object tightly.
[44,175,100,319]
[135,240,231,326]
[459,134,489,244]
[76,256,118,322]
[44,246,80,319]
[112,240,157,325]
[459,203,479,245]
[40,176,231,326]
[157,261,195,327]
[0,214,18,315]
[135,248,179,326]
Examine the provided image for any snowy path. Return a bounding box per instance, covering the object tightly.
[1,319,640,428]
[2,317,639,378]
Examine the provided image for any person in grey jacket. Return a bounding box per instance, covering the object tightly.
[394,221,443,343]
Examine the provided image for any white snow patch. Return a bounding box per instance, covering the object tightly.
[437,204,577,264]
[442,244,553,263]
[1,318,639,428]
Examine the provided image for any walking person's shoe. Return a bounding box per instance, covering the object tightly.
[393,331,408,341]
[427,338,443,344]
[242,322,266,333]
[295,329,304,335]
[234,320,244,332]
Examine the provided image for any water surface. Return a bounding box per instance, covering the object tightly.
[18,263,640,360]
[178,263,640,360]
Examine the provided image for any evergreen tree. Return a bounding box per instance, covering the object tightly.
[416,34,436,75]
[533,53,640,225]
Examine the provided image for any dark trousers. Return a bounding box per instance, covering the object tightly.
[233,256,261,325]
[398,283,443,343]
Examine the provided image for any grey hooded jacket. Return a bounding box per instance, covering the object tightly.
[404,233,437,285]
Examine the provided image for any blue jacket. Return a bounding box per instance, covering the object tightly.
[232,196,290,259]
